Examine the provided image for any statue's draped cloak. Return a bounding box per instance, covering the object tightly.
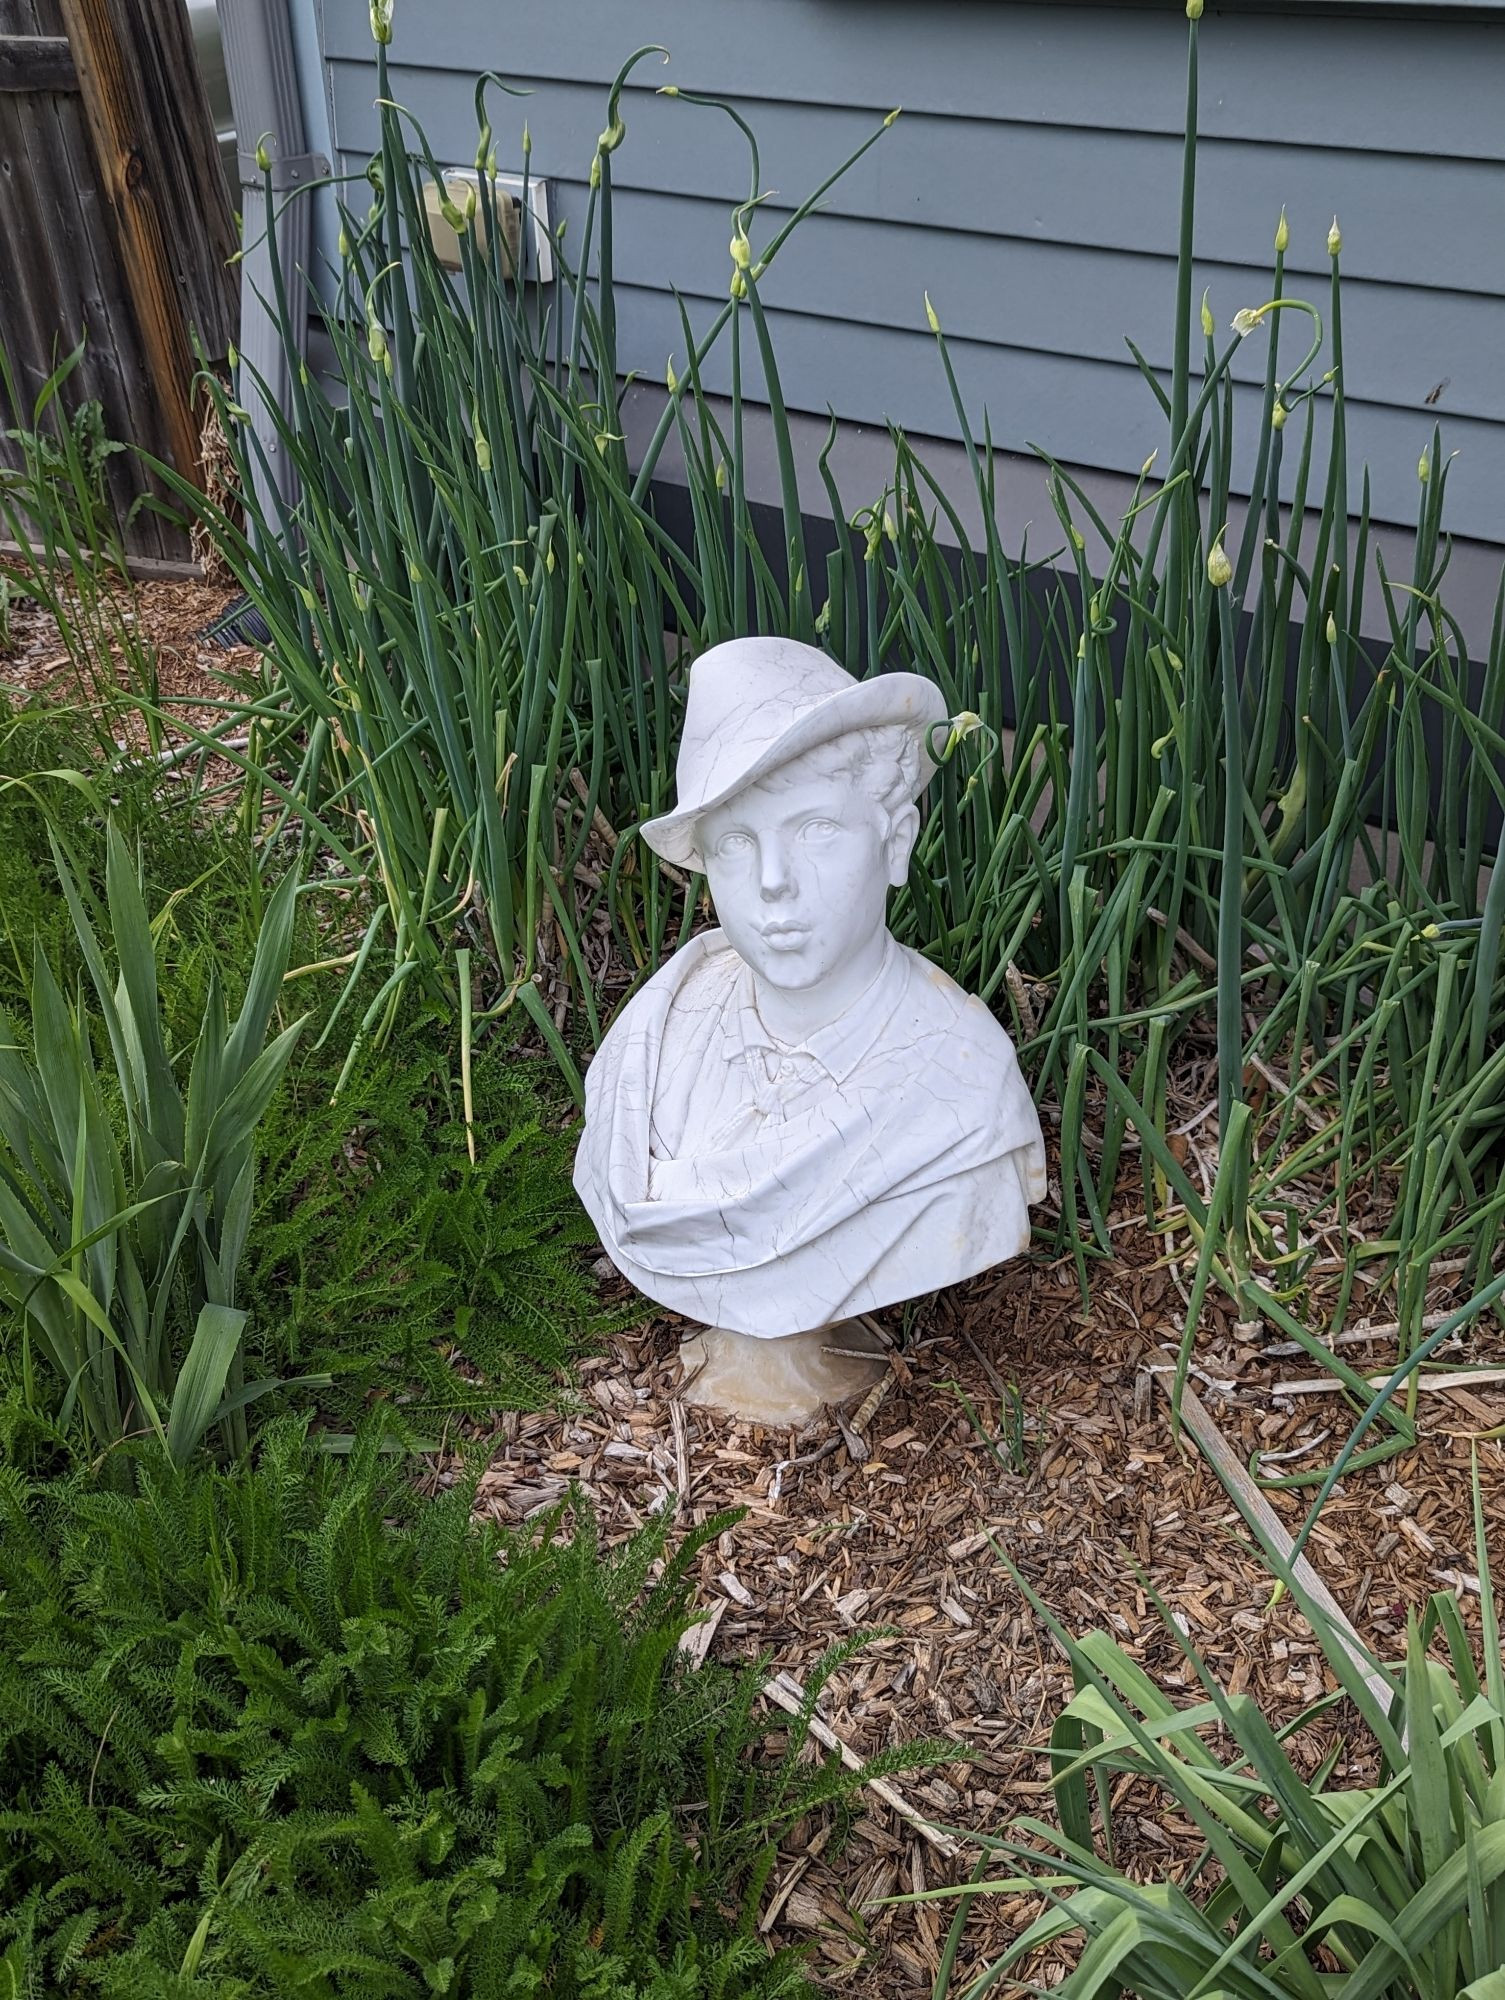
[574,931,1047,1337]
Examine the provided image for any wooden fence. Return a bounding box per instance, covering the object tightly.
[0,0,236,563]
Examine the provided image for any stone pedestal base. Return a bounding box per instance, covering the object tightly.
[677,1318,888,1427]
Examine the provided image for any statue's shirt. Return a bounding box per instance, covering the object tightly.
[573,930,1047,1337]
[645,937,914,1202]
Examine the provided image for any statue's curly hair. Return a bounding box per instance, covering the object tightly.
[766,725,922,833]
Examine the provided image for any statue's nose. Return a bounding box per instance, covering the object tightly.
[757,836,795,899]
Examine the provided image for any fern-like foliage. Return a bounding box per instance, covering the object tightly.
[243,1032,616,1419]
[0,1418,864,1997]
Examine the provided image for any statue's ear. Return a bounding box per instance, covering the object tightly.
[884,801,920,887]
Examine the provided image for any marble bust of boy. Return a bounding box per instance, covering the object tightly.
[573,637,1046,1397]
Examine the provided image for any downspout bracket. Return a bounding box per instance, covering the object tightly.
[236,148,329,192]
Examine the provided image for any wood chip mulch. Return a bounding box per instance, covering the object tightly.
[1,554,258,770]
[467,1229,1505,1995]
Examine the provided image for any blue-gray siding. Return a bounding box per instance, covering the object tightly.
[308,0,1505,545]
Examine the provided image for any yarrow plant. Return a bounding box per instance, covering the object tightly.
[0,1417,943,1993]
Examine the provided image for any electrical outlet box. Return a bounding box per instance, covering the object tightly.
[423,169,553,283]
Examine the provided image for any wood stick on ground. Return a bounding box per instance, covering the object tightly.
[1264,1309,1460,1358]
[761,1668,960,1860]
[958,1322,1018,1410]
[1254,1429,1332,1470]
[668,1395,691,1513]
[1164,1381,1396,1718]
[1243,1051,1329,1135]
[1273,1366,1505,1399]
[766,1366,896,1505]
[1145,905,1218,973]
[758,1853,812,1933]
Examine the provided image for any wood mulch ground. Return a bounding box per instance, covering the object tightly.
[469,1212,1505,1994]
[1,553,256,765]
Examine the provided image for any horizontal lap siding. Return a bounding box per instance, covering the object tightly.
[314,0,1505,543]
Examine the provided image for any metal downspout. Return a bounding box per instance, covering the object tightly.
[217,0,324,533]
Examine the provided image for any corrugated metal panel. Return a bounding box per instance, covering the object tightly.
[311,0,1505,543]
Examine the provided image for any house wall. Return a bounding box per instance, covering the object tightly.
[306,0,1505,559]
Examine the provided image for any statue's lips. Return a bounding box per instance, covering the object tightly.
[759,921,811,948]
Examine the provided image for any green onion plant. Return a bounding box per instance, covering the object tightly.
[160,5,1503,1424]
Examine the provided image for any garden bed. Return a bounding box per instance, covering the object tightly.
[4,2,1504,1976]
[465,1207,1505,1993]
[5,564,1503,1990]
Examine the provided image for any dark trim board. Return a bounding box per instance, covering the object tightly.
[619,385,1505,661]
[641,464,1501,852]
[0,34,78,92]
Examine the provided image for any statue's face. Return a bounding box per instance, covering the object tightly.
[699,762,916,992]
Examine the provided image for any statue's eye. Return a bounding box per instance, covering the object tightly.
[715,830,753,856]
[801,818,840,840]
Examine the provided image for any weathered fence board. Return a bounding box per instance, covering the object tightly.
[0,0,235,561]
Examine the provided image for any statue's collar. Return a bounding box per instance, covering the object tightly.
[718,934,908,1086]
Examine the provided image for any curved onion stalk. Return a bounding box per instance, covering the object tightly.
[158,25,899,1067]
[137,5,1505,1435]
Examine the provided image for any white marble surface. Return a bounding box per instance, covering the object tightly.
[574,637,1047,1342]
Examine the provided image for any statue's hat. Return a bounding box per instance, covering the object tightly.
[639,637,948,870]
